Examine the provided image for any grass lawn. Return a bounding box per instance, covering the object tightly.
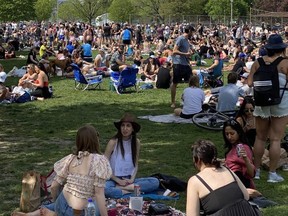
[0,52,288,215]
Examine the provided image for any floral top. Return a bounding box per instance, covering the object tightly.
[54,151,112,199]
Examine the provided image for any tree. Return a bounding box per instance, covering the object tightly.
[254,0,288,12]
[58,1,80,22]
[67,0,108,24]
[35,0,56,21]
[108,0,135,23]
[0,0,36,22]
[205,0,249,20]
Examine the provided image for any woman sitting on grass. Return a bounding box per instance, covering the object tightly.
[18,64,38,91]
[186,139,259,216]
[13,125,112,216]
[223,119,255,189]
[104,113,159,198]
[174,75,205,119]
[236,97,256,147]
[30,64,51,100]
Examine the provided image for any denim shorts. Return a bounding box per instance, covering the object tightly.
[43,192,100,216]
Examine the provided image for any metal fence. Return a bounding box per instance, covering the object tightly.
[127,14,288,28]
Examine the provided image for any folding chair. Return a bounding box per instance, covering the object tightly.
[200,59,224,88]
[110,67,139,94]
[71,63,103,91]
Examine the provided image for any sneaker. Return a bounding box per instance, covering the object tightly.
[282,164,288,171]
[254,168,260,180]
[267,172,284,183]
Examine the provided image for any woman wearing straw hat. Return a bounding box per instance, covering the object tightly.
[104,113,159,198]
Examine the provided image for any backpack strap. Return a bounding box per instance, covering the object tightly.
[257,56,284,66]
[257,57,265,66]
[272,57,288,98]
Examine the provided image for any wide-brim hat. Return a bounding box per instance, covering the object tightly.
[265,34,287,50]
[114,113,141,133]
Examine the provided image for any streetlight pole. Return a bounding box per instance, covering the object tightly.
[230,0,233,26]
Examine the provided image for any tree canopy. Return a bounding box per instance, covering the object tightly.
[0,0,36,22]
[0,0,287,23]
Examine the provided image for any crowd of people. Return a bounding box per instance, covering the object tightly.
[3,19,288,215]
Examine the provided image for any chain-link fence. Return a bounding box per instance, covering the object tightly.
[127,14,288,28]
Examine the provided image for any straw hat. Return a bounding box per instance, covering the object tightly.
[114,113,141,133]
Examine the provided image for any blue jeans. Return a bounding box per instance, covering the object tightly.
[43,192,100,216]
[105,177,159,198]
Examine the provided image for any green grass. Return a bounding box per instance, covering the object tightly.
[0,55,287,215]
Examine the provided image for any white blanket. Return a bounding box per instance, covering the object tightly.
[138,114,193,124]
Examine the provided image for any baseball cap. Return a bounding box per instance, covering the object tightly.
[238,53,246,58]
[0,72,7,83]
[241,73,249,79]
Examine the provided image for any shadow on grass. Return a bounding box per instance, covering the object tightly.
[1,77,287,216]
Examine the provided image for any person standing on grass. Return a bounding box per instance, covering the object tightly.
[104,113,159,198]
[170,25,194,108]
[247,34,288,183]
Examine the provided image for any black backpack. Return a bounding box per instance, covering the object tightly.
[253,57,287,106]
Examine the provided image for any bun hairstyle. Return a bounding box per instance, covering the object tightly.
[192,139,220,169]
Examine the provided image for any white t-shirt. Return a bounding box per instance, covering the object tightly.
[182,87,205,115]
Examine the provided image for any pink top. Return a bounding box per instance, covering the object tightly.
[225,144,255,189]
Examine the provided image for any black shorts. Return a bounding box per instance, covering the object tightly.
[172,64,192,84]
[180,112,195,119]
[123,40,131,45]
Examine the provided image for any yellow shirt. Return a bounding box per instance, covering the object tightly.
[39,45,46,58]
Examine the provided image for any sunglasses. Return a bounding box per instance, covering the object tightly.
[244,108,254,113]
[226,119,238,126]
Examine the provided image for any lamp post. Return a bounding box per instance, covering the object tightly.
[56,0,66,23]
[230,0,233,25]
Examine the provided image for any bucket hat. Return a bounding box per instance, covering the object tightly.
[114,113,141,133]
[265,34,287,50]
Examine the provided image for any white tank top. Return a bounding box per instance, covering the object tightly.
[110,139,135,177]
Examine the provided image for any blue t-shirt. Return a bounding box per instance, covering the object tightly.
[122,29,131,40]
[172,35,190,65]
[82,43,92,57]
[217,84,244,112]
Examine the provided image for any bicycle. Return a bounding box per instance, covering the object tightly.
[192,103,238,131]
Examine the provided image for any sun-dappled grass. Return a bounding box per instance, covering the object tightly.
[0,55,287,215]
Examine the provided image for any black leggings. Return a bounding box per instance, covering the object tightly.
[30,87,51,98]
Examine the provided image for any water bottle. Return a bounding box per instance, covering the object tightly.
[85,198,96,216]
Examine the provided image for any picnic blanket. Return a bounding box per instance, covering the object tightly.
[138,114,193,124]
[109,198,185,216]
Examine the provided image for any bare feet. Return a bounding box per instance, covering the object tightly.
[170,103,176,108]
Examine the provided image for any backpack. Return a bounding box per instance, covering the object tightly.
[253,57,287,106]
[151,173,187,192]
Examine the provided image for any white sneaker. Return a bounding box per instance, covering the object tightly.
[267,172,284,183]
[254,168,260,180]
[282,164,288,171]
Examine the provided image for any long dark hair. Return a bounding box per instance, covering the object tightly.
[222,119,249,156]
[236,96,255,119]
[113,126,138,167]
[192,139,221,169]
